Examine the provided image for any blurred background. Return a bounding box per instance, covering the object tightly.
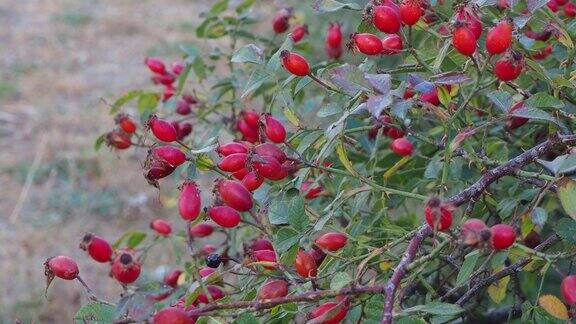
[0,0,220,321]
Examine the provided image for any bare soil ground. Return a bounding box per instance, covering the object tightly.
[0,0,212,321]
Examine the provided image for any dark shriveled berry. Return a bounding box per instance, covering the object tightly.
[205,254,222,268]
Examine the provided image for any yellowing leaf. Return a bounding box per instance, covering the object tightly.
[539,294,569,320]
[558,178,576,220]
[558,29,574,49]
[437,86,451,108]
[336,139,359,177]
[379,261,393,271]
[177,272,188,286]
[449,84,459,97]
[384,156,411,179]
[196,154,214,171]
[487,267,510,304]
[283,106,300,127]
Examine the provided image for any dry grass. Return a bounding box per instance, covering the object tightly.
[0,0,215,321]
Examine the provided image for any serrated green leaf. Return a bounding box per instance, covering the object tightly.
[558,178,576,220]
[312,0,362,12]
[110,90,142,114]
[74,302,115,322]
[525,93,564,109]
[555,218,576,243]
[288,195,307,231]
[487,91,512,112]
[330,272,352,290]
[231,44,263,64]
[456,250,480,286]
[127,232,147,248]
[275,228,300,253]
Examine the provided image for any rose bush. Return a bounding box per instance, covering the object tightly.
[44,0,576,323]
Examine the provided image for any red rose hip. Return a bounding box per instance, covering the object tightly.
[80,233,113,263]
[490,224,516,250]
[178,181,202,221]
[208,206,242,228]
[280,51,310,77]
[217,180,253,211]
[315,232,348,251]
[561,275,576,305]
[390,138,414,156]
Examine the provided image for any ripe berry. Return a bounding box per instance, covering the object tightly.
[420,88,440,106]
[152,146,186,167]
[309,301,349,324]
[176,99,191,115]
[145,57,167,75]
[254,143,287,163]
[326,44,344,59]
[386,127,405,139]
[381,34,403,55]
[565,2,576,16]
[494,52,524,81]
[208,205,241,228]
[205,254,222,268]
[242,110,261,128]
[557,0,568,5]
[373,5,401,34]
[199,267,215,278]
[486,21,513,55]
[547,0,559,12]
[460,218,489,246]
[236,118,259,142]
[300,181,323,199]
[326,22,343,48]
[216,142,249,156]
[195,285,225,304]
[174,121,192,140]
[150,219,172,236]
[272,8,292,34]
[200,244,217,255]
[45,256,79,280]
[400,0,423,26]
[241,171,264,191]
[280,51,310,77]
[390,138,414,156]
[561,275,576,305]
[252,155,283,180]
[217,180,253,211]
[424,198,452,231]
[80,233,113,263]
[294,250,317,277]
[456,8,482,39]
[506,101,528,130]
[315,232,348,251]
[189,223,214,237]
[532,44,553,60]
[251,239,274,252]
[148,116,178,142]
[232,168,249,180]
[264,115,287,143]
[116,114,137,134]
[254,249,277,269]
[291,24,308,43]
[153,307,193,324]
[163,86,175,102]
[105,129,131,150]
[152,74,176,86]
[111,250,141,284]
[452,26,477,56]
[144,158,175,182]
[217,153,248,172]
[163,269,183,288]
[490,224,516,250]
[178,181,202,221]
[310,247,327,266]
[353,33,384,55]
[171,61,185,75]
[258,280,289,300]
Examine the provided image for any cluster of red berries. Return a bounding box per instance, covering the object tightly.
[547,0,576,16]
[424,198,517,250]
[369,114,414,157]
[145,57,185,102]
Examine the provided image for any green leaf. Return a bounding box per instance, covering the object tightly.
[236,0,255,13]
[127,231,147,248]
[456,250,480,286]
[555,218,576,243]
[530,207,548,227]
[209,0,229,15]
[312,0,362,12]
[233,313,258,324]
[242,68,270,98]
[137,92,159,113]
[274,227,300,253]
[288,193,307,231]
[74,302,115,322]
[525,93,564,109]
[402,302,464,316]
[336,139,360,177]
[558,178,576,220]
[486,91,512,113]
[317,103,343,118]
[94,134,105,152]
[510,107,559,126]
[424,157,443,179]
[110,90,142,114]
[330,272,352,290]
[231,44,264,64]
